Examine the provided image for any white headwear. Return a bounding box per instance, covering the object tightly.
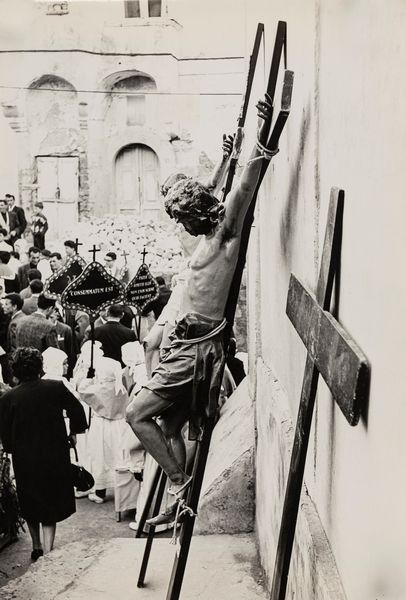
[74,340,103,370]
[14,237,28,257]
[76,355,128,419]
[121,341,145,375]
[42,346,79,399]
[42,347,68,377]
[74,340,125,396]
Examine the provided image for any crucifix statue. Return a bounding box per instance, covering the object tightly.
[126,94,279,514]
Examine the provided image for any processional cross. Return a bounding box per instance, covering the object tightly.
[88,245,101,262]
[74,238,83,254]
[270,188,370,599]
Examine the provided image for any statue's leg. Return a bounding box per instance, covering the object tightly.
[159,401,190,472]
[126,388,188,486]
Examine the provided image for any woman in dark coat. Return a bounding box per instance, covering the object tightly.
[0,347,87,560]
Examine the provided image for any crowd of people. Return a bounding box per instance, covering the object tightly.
[0,124,249,562]
[0,191,173,560]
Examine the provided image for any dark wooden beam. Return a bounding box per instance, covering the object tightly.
[286,273,370,425]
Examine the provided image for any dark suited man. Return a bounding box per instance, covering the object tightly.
[0,198,19,246]
[19,268,42,300]
[15,294,58,352]
[2,293,27,353]
[0,290,11,382]
[49,307,76,378]
[94,304,136,367]
[1,293,27,383]
[6,193,27,241]
[17,246,41,289]
[22,279,44,315]
[49,252,70,294]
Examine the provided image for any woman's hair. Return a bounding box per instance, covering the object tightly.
[11,347,44,381]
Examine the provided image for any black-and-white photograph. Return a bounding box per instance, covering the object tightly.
[0,1,404,599]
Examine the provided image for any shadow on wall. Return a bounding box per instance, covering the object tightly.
[280,102,312,262]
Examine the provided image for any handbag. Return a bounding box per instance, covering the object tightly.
[70,441,94,492]
[0,450,25,538]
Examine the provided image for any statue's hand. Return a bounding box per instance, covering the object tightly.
[222,133,235,159]
[256,93,273,140]
[232,127,244,159]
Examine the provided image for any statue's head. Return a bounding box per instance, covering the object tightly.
[164,178,225,236]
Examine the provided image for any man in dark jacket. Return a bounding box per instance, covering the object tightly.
[94,304,136,367]
[0,198,19,245]
[49,308,76,378]
[6,194,27,241]
[17,246,41,289]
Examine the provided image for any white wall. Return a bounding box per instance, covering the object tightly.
[0,112,18,197]
[248,1,406,599]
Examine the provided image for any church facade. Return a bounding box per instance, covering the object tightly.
[0,0,244,238]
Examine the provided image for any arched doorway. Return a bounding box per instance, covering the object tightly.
[115,144,160,217]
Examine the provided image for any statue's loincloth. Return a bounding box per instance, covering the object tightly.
[143,312,227,436]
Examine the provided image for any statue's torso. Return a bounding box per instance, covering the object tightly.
[179,227,240,320]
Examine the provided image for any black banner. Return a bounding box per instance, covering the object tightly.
[44,255,86,300]
[124,263,159,313]
[61,261,125,317]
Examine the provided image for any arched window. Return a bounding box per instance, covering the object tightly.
[26,75,78,138]
[111,74,156,126]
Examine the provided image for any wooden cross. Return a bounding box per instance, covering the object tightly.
[141,247,148,264]
[74,238,83,254]
[121,249,129,264]
[270,188,370,600]
[88,245,100,263]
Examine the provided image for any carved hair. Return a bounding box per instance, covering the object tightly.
[161,172,187,197]
[164,178,225,235]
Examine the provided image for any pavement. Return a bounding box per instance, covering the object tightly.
[0,534,266,600]
[0,491,266,599]
[0,490,135,589]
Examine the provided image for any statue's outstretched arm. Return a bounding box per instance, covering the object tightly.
[205,134,234,195]
[223,94,275,234]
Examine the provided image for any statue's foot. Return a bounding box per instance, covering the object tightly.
[146,502,178,526]
[167,476,193,498]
